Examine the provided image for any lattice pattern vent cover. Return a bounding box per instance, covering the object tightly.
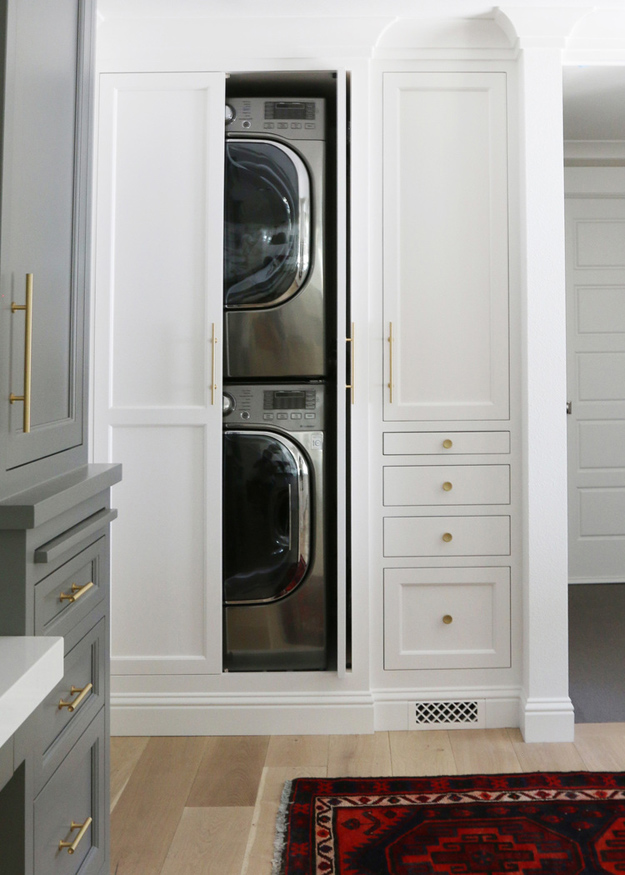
[411,700,485,731]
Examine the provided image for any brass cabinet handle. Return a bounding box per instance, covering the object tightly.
[442,439,453,449]
[58,683,93,712]
[9,273,34,433]
[59,581,94,603]
[211,323,217,405]
[388,322,394,403]
[58,817,92,854]
[442,532,453,543]
[442,482,453,492]
[442,614,453,625]
[346,322,355,405]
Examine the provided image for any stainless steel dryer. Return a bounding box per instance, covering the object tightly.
[222,383,327,671]
[224,98,326,379]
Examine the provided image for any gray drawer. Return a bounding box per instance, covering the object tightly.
[35,536,108,641]
[34,709,106,875]
[34,616,106,792]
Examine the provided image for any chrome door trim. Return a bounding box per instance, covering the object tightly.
[225,138,312,309]
[223,429,312,605]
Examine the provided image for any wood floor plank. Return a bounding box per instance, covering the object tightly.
[448,728,522,775]
[186,736,270,807]
[506,728,587,772]
[241,766,327,875]
[110,736,149,813]
[159,807,254,875]
[265,734,330,768]
[574,723,625,770]
[110,737,207,875]
[389,730,457,776]
[327,733,392,777]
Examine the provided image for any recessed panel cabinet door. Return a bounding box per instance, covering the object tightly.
[0,0,93,470]
[383,72,509,421]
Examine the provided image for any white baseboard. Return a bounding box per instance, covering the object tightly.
[111,691,375,736]
[373,688,522,731]
[520,695,575,743]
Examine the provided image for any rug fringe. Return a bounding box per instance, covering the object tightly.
[271,779,293,875]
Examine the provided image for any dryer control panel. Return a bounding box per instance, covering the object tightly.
[225,97,325,140]
[223,383,324,430]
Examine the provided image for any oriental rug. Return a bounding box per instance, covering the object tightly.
[272,772,625,874]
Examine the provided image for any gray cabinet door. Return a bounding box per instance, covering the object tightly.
[0,0,94,483]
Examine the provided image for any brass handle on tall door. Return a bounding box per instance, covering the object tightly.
[346,322,355,405]
[10,273,34,433]
[211,323,217,405]
[388,322,394,403]
[58,817,92,854]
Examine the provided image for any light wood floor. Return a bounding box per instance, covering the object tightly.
[110,724,625,875]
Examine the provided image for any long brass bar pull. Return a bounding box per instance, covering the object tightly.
[346,322,355,405]
[58,817,92,854]
[10,273,34,433]
[211,323,217,405]
[388,322,394,404]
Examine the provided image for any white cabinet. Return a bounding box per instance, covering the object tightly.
[380,69,515,679]
[382,72,509,422]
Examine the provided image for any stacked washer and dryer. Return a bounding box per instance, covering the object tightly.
[222,97,330,671]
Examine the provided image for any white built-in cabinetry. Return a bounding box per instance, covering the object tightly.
[379,69,518,705]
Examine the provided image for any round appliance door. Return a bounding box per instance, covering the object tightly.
[223,430,313,604]
[224,140,311,309]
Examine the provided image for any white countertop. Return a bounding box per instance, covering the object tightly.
[0,637,64,749]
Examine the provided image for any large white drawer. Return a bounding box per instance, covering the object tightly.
[384,515,510,557]
[384,567,511,669]
[384,465,510,506]
[384,431,510,456]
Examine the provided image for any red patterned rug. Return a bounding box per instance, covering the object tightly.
[272,772,625,874]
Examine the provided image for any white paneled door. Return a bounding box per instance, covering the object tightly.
[383,72,509,422]
[566,197,625,583]
[93,73,225,673]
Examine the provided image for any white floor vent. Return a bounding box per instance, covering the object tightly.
[410,699,485,730]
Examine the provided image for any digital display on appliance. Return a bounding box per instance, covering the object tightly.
[264,101,315,121]
[264,390,315,410]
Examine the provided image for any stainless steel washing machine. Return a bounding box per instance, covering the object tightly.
[222,383,327,671]
[224,97,326,379]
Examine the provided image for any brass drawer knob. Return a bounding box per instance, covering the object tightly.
[442,481,453,492]
[442,439,453,449]
[58,683,93,712]
[442,532,453,543]
[442,615,453,625]
[59,817,92,854]
[59,581,94,603]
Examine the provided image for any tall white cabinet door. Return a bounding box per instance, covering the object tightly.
[383,72,509,422]
[93,73,225,674]
[566,197,625,583]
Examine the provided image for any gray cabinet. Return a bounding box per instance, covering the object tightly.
[0,0,95,496]
[2,465,120,875]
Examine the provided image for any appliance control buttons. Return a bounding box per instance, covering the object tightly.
[240,410,250,420]
[263,413,274,420]
[277,413,288,420]
[242,119,252,129]
[305,413,316,419]
[291,413,302,420]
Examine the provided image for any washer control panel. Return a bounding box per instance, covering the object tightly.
[223,384,324,430]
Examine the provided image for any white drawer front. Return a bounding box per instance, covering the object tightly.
[384,465,510,506]
[384,567,511,669]
[384,432,510,456]
[384,515,510,557]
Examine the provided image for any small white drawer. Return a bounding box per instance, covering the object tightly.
[384,567,511,669]
[384,515,510,557]
[384,465,510,506]
[384,431,510,456]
